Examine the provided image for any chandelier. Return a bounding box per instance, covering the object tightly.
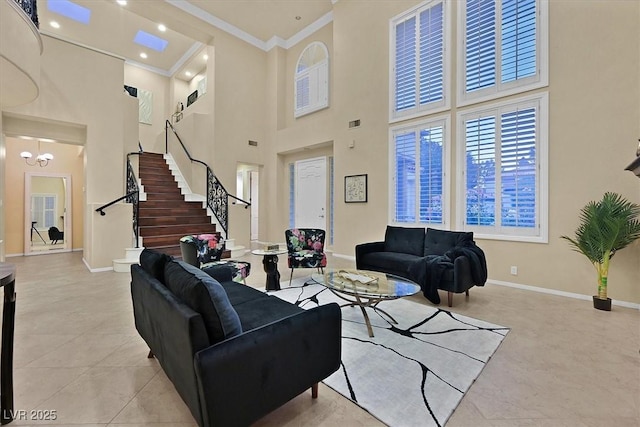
[20,140,54,167]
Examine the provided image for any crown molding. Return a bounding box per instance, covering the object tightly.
[164,0,267,50]
[168,41,205,76]
[163,1,334,52]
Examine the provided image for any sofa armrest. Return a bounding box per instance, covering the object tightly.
[452,256,474,291]
[193,303,341,427]
[355,241,385,269]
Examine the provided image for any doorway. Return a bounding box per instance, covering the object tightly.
[294,157,327,230]
[24,172,72,255]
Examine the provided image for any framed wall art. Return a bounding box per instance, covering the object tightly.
[345,174,368,203]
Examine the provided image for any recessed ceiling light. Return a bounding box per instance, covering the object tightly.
[203,54,209,60]
[158,24,167,32]
[185,71,192,77]
[140,52,147,59]
[117,0,127,5]
[295,16,302,20]
[50,21,60,29]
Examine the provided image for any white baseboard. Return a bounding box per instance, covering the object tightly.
[82,257,113,273]
[487,279,640,310]
[331,253,639,310]
[5,253,24,258]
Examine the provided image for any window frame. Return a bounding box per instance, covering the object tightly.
[389,115,451,227]
[294,41,329,118]
[457,0,549,107]
[456,92,548,243]
[389,0,451,123]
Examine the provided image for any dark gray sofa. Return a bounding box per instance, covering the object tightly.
[356,226,487,307]
[130,249,342,427]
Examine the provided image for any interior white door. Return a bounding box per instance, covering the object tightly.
[295,157,326,230]
[250,170,259,240]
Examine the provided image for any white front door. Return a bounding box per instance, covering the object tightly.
[295,157,326,230]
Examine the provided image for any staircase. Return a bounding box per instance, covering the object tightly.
[137,152,220,257]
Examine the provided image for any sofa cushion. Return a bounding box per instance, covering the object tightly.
[232,296,304,331]
[219,281,270,306]
[360,251,423,275]
[383,226,425,257]
[423,228,474,256]
[139,248,173,283]
[164,260,242,343]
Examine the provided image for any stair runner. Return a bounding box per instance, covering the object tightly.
[138,152,227,258]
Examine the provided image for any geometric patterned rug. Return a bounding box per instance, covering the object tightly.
[272,281,509,427]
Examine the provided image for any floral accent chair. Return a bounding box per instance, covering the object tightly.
[179,234,251,284]
[285,228,327,283]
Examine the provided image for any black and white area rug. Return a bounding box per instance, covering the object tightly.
[272,280,509,427]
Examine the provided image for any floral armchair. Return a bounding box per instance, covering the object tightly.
[285,228,327,283]
[179,234,251,283]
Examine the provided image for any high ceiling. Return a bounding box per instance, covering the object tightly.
[37,0,334,81]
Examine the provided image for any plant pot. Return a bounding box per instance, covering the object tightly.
[592,296,612,311]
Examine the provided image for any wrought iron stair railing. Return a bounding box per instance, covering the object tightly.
[165,120,249,238]
[14,0,38,28]
[95,152,141,247]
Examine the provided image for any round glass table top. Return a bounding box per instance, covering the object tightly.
[312,268,420,298]
[251,248,288,256]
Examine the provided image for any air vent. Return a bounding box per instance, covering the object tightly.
[248,140,258,146]
[349,119,361,129]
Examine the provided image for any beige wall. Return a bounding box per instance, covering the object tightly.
[4,137,84,253]
[2,35,133,268]
[266,0,640,303]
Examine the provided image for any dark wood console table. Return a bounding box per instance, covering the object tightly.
[0,263,15,424]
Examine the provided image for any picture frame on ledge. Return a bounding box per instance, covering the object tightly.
[345,174,368,203]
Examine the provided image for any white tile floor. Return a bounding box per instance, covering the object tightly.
[3,251,639,426]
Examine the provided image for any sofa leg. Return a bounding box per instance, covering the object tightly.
[147,350,154,359]
[447,291,453,307]
[465,290,469,297]
[311,383,318,399]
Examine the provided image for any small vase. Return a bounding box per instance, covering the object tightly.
[592,296,612,311]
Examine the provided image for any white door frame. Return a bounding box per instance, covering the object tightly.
[24,172,72,255]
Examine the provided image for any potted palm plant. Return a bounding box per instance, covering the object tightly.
[561,192,640,311]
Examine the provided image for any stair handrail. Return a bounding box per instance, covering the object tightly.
[165,120,250,238]
[94,151,142,248]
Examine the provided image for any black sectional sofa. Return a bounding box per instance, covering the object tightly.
[130,249,342,427]
[356,226,487,306]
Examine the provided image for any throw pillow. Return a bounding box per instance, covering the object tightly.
[139,249,173,283]
[164,260,242,343]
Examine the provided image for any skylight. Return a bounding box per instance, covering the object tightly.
[134,31,169,52]
[47,0,91,25]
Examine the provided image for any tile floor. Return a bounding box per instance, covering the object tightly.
[2,251,639,426]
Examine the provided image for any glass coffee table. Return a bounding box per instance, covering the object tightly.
[312,268,420,337]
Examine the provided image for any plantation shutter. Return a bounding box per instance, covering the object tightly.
[465,0,496,92]
[419,126,444,223]
[394,131,417,222]
[465,116,496,226]
[501,0,537,83]
[419,3,444,105]
[500,107,536,227]
[394,16,417,112]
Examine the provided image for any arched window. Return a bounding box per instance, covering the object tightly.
[295,42,329,118]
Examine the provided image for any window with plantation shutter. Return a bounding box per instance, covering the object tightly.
[391,0,448,120]
[460,0,546,105]
[295,42,329,118]
[458,93,547,241]
[392,118,448,225]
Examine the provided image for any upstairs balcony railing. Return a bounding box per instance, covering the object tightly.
[14,0,38,28]
[165,120,249,238]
